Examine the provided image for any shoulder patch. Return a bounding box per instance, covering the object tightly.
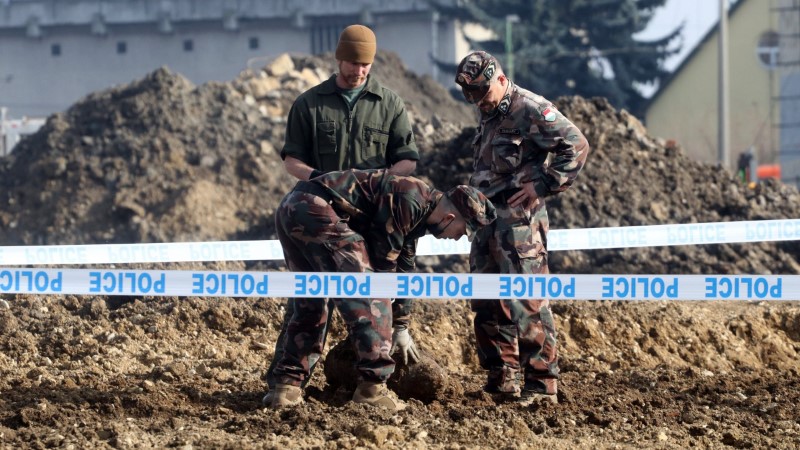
[498,128,521,135]
[497,94,511,115]
[542,107,557,122]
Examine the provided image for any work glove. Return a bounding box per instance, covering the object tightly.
[390,325,420,365]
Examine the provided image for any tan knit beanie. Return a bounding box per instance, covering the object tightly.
[335,24,377,64]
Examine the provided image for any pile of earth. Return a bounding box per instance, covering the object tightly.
[0,50,470,247]
[1,51,798,276]
[0,51,799,449]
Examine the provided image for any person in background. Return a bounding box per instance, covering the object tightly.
[264,24,421,404]
[454,50,590,405]
[269,169,496,410]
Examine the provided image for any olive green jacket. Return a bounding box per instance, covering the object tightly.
[280,75,419,172]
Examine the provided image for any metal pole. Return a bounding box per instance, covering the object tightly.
[719,0,730,168]
[431,11,439,82]
[505,18,513,80]
[0,106,6,157]
[505,15,519,80]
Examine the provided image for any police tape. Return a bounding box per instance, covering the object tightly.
[1,219,799,266]
[0,268,797,301]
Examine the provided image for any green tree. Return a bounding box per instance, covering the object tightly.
[435,0,682,118]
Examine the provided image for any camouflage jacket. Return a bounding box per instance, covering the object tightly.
[303,169,438,271]
[469,82,590,200]
[281,75,419,172]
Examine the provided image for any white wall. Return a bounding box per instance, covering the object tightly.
[0,0,481,118]
[1,20,309,117]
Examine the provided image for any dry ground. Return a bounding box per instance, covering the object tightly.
[1,286,798,449]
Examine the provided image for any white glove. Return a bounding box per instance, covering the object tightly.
[390,326,420,365]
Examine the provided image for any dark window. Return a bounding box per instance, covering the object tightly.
[311,21,350,55]
[117,41,127,54]
[183,39,193,52]
[51,43,61,56]
[249,37,259,50]
[757,30,779,69]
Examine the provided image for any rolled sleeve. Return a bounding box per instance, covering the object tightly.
[280,99,313,163]
[386,100,420,164]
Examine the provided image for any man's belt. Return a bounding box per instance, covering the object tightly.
[489,188,522,206]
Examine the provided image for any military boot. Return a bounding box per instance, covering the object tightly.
[518,378,558,406]
[269,383,304,408]
[261,390,274,407]
[483,366,520,400]
[352,381,406,411]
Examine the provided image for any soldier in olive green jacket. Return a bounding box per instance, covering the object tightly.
[264,24,421,403]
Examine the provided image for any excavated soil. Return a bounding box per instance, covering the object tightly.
[0,51,799,449]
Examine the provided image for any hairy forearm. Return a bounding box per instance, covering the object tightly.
[283,156,316,181]
[388,159,417,176]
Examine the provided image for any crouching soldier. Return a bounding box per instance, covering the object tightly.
[270,168,496,411]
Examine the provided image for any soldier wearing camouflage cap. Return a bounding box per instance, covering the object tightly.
[455,50,591,405]
[270,168,495,411]
[445,185,497,239]
[266,24,422,404]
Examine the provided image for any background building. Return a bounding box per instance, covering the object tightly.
[645,0,779,175]
[776,0,800,188]
[645,0,800,188]
[0,0,476,120]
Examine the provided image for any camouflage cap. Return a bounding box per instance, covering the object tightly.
[445,185,497,238]
[455,51,501,87]
[455,51,501,103]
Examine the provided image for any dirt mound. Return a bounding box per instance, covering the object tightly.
[1,52,800,449]
[0,51,469,246]
[324,338,462,404]
[3,55,798,275]
[0,67,292,245]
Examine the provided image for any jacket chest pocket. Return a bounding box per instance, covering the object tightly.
[317,121,337,154]
[362,125,389,163]
[490,135,523,174]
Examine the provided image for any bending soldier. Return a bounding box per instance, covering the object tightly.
[269,168,496,411]
[265,24,421,403]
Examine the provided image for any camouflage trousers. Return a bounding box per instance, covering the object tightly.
[469,203,558,394]
[265,296,411,389]
[271,191,395,387]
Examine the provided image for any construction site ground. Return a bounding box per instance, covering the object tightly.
[0,51,798,449]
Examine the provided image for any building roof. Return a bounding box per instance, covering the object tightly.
[646,0,748,107]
